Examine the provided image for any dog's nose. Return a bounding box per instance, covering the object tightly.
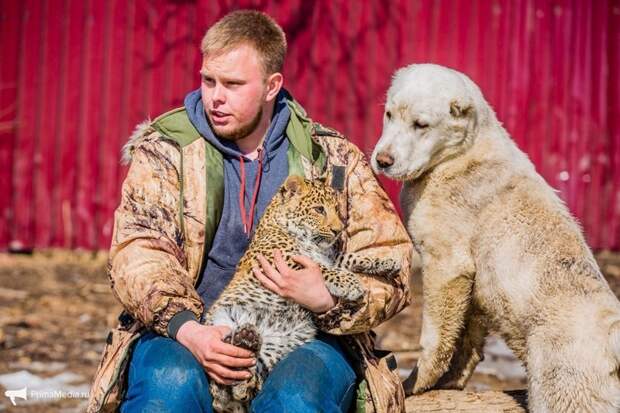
[375,152,394,169]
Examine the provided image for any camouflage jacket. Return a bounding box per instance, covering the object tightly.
[86,99,413,413]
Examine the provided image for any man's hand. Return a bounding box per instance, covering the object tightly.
[176,321,256,385]
[253,249,336,313]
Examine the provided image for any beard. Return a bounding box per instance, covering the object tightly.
[208,106,263,141]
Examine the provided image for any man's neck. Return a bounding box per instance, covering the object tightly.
[235,102,275,159]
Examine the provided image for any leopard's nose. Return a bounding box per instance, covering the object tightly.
[375,152,394,169]
[331,219,344,236]
[332,223,343,236]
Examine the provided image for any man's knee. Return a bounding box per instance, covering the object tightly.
[251,337,356,412]
[122,333,212,412]
[252,378,356,413]
[134,334,207,389]
[140,358,208,394]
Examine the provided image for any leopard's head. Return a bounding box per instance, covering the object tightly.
[275,175,344,247]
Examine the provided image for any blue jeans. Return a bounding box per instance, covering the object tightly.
[121,331,357,412]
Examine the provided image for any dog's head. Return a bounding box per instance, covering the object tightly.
[371,64,489,181]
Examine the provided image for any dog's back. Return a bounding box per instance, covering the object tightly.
[465,138,620,411]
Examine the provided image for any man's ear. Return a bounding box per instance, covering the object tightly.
[279,175,305,201]
[265,72,283,102]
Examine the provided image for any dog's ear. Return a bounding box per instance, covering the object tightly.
[450,100,472,118]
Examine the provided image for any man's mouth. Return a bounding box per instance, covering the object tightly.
[209,110,231,124]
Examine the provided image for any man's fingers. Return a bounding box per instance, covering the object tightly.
[273,249,290,275]
[207,362,252,381]
[253,266,283,295]
[292,254,319,269]
[207,371,234,386]
[210,352,256,369]
[214,340,255,358]
[256,254,284,285]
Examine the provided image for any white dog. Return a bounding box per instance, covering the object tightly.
[371,63,620,412]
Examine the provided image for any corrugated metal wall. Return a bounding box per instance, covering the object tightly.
[1,0,619,251]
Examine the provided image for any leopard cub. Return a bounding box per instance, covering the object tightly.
[204,175,400,413]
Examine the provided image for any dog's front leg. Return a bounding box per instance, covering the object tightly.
[434,305,487,390]
[406,253,475,394]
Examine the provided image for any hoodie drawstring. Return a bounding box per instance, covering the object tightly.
[238,148,263,235]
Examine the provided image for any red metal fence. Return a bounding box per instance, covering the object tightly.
[1,0,619,251]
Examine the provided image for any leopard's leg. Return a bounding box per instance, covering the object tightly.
[225,324,262,403]
[336,252,401,279]
[320,265,364,301]
[231,374,261,404]
[209,380,233,412]
[227,311,315,403]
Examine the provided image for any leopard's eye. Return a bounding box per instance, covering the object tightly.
[313,206,325,215]
[413,120,429,129]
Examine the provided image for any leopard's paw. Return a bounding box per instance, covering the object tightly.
[231,323,262,353]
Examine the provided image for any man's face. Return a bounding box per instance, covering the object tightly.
[200,44,269,140]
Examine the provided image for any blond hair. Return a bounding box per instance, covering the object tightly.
[201,10,287,75]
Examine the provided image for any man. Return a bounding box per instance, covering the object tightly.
[87,10,412,413]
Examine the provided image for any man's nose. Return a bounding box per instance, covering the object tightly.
[375,152,394,169]
[212,83,226,103]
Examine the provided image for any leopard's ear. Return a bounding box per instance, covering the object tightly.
[280,175,305,200]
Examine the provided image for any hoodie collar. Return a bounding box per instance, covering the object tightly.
[184,88,291,160]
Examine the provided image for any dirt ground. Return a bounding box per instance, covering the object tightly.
[1,250,620,412]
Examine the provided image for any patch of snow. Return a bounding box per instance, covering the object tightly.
[476,336,527,381]
[8,361,67,373]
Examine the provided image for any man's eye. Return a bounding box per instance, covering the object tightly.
[385,111,392,120]
[413,120,429,129]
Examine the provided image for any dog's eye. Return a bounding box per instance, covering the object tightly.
[385,111,392,120]
[413,120,429,129]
